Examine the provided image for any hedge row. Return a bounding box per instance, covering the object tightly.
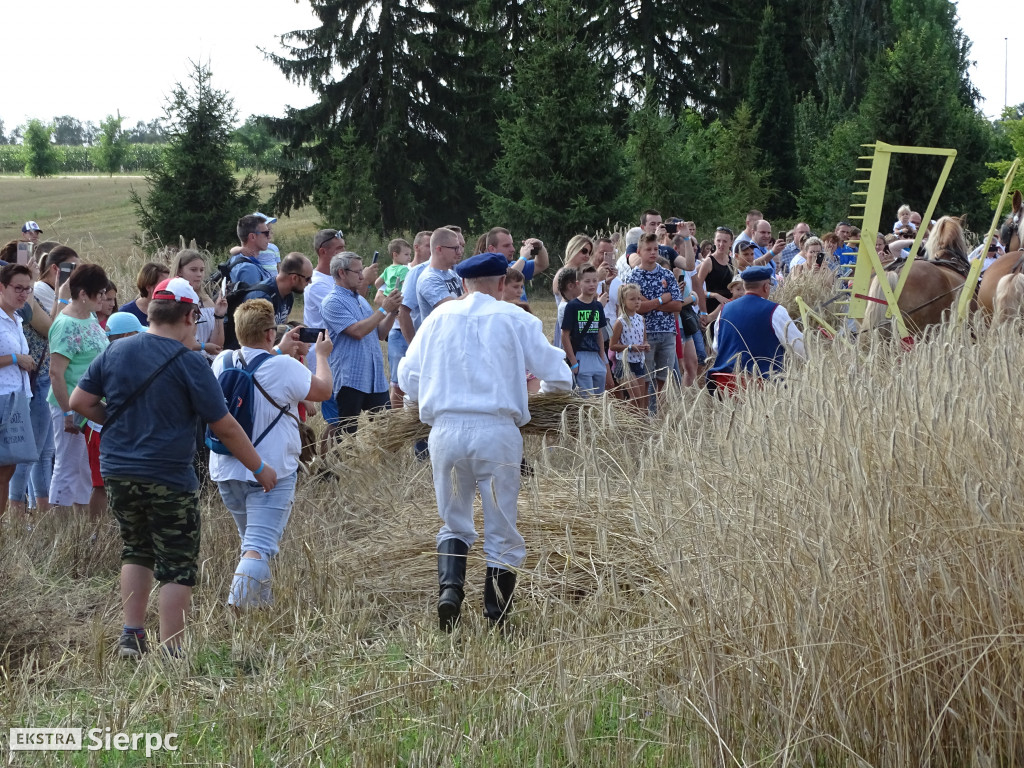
[0,143,281,175]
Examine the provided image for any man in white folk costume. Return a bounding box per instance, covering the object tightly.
[398,252,572,631]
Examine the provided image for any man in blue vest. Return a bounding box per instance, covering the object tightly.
[707,265,806,396]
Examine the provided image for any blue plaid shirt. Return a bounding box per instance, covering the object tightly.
[321,284,387,394]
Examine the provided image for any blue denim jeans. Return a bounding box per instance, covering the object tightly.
[216,472,298,607]
[8,373,55,505]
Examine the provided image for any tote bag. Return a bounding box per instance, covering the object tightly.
[0,391,38,465]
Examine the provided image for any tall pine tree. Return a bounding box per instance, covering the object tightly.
[480,0,627,252]
[857,0,991,225]
[129,62,260,251]
[745,4,799,217]
[267,0,491,231]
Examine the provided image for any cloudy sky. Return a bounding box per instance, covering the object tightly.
[1,0,1019,132]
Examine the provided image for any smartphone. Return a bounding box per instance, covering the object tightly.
[395,277,404,293]
[16,242,32,265]
[220,276,228,296]
[297,327,325,344]
[371,251,380,265]
[58,262,75,284]
[664,222,678,235]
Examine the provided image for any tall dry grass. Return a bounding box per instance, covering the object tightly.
[2,310,1023,763]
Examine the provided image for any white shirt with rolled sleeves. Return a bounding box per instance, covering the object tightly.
[398,291,573,426]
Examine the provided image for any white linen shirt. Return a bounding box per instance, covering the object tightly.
[0,310,31,397]
[398,292,572,427]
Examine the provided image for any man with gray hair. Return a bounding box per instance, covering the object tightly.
[320,251,402,436]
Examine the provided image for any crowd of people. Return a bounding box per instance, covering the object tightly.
[1,202,939,652]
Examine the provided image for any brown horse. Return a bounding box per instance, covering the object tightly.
[978,190,1024,315]
[861,216,970,337]
[862,259,967,337]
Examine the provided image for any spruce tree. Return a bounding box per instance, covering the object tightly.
[856,0,991,224]
[129,61,259,251]
[480,0,626,252]
[746,4,799,217]
[268,0,489,231]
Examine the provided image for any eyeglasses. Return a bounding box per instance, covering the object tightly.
[716,227,734,236]
[344,268,362,275]
[257,230,271,236]
[288,272,313,284]
[332,230,345,240]
[191,308,204,323]
[439,245,463,252]
[7,285,33,294]
[580,248,592,255]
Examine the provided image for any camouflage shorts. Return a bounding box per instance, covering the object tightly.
[106,477,201,587]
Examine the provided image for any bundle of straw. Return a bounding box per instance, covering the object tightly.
[772,267,846,330]
[342,391,652,454]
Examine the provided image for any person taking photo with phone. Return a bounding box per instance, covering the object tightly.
[210,299,333,610]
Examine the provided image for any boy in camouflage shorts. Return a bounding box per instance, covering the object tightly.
[72,278,277,657]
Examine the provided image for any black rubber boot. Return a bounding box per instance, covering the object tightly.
[437,538,469,632]
[483,567,517,627]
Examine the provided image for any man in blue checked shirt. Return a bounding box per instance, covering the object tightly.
[320,251,403,437]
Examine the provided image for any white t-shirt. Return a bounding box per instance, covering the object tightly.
[209,347,312,482]
[34,281,55,313]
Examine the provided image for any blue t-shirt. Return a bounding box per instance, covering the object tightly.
[77,334,228,492]
[229,255,274,286]
[244,279,293,325]
[119,299,149,327]
[400,262,430,331]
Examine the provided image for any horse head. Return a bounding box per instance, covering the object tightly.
[999,190,1023,251]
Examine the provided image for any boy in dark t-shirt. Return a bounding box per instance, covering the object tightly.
[560,264,609,396]
[72,277,278,658]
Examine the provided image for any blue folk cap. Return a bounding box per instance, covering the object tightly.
[252,211,278,225]
[455,252,509,280]
[740,265,774,282]
[105,312,145,336]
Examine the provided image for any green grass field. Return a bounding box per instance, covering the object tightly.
[2,175,1022,766]
[0,174,329,261]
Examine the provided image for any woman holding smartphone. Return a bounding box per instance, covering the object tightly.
[210,299,334,609]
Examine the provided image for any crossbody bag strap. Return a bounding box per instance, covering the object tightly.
[103,347,189,430]
[240,351,295,446]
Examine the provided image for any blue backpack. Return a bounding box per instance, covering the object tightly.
[205,351,290,456]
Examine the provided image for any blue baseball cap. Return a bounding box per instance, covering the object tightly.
[105,312,145,336]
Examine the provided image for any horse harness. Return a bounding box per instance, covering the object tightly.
[858,251,972,317]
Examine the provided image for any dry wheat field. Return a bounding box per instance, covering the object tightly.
[2,235,1024,765]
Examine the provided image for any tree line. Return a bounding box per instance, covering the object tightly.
[266,0,1016,245]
